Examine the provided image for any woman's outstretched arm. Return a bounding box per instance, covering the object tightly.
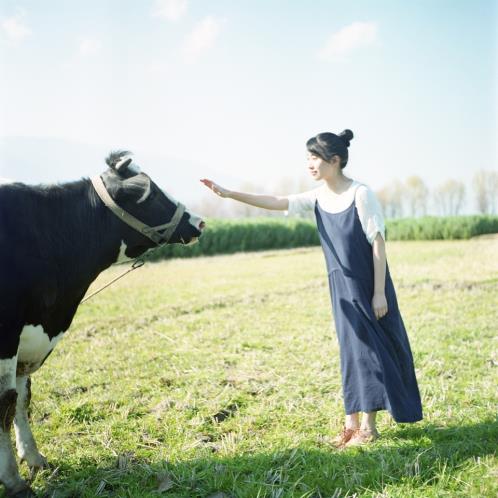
[200,179,289,211]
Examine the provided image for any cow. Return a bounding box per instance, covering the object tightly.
[0,151,205,497]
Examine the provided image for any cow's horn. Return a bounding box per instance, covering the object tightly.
[115,157,133,172]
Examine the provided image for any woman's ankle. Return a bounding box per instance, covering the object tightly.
[345,413,360,429]
[360,412,377,432]
[345,423,360,430]
[360,424,377,432]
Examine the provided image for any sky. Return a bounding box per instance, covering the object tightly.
[0,0,496,210]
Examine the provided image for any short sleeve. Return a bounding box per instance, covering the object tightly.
[355,185,386,244]
[285,189,318,217]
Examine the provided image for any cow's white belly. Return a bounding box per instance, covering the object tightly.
[17,325,64,375]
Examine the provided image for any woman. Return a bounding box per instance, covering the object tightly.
[201,129,423,448]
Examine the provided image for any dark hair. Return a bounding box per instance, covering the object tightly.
[306,129,354,168]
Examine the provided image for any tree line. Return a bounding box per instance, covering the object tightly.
[376,170,497,218]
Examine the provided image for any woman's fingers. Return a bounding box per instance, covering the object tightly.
[372,294,388,320]
[201,178,219,193]
[200,178,226,197]
[373,305,388,320]
[200,178,213,188]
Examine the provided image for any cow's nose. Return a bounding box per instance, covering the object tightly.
[199,221,206,230]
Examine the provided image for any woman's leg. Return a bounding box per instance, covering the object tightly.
[346,412,360,429]
[343,411,379,447]
[329,412,360,448]
[360,411,377,431]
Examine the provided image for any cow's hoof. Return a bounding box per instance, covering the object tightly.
[20,452,49,475]
[6,483,37,498]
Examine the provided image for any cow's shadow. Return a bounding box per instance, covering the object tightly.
[26,419,498,497]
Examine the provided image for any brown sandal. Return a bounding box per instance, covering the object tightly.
[329,426,358,448]
[343,428,379,447]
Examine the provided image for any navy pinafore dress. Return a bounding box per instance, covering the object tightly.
[315,185,423,423]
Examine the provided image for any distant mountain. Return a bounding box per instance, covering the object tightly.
[0,136,237,204]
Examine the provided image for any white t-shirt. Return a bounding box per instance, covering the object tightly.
[286,180,385,245]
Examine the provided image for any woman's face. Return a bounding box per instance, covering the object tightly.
[307,152,334,181]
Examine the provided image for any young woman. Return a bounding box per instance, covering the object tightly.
[201,129,423,448]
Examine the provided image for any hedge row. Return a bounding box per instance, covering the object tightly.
[385,215,498,240]
[146,218,319,261]
[145,215,498,261]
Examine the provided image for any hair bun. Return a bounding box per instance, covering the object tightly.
[338,129,354,147]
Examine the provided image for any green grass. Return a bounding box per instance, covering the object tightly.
[11,236,498,497]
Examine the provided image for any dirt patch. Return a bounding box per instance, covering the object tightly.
[211,403,239,423]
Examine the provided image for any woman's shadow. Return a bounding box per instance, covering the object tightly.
[28,418,498,497]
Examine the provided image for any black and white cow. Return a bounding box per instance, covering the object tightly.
[0,151,204,497]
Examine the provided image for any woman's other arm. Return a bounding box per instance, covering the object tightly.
[355,185,388,320]
[372,233,388,319]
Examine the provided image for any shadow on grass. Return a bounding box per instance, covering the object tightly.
[22,418,498,498]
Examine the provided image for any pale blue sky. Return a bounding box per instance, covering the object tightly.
[0,0,496,206]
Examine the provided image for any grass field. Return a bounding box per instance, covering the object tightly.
[11,236,498,497]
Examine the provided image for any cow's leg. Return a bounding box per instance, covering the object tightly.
[14,376,48,473]
[0,357,35,497]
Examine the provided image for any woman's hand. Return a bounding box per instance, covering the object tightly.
[200,179,231,198]
[372,293,388,320]
[200,180,289,210]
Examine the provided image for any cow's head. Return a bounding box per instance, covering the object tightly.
[99,151,205,258]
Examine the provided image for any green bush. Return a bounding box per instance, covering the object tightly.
[144,215,498,261]
[386,215,498,241]
[146,218,320,262]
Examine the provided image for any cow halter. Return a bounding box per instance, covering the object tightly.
[91,174,186,246]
